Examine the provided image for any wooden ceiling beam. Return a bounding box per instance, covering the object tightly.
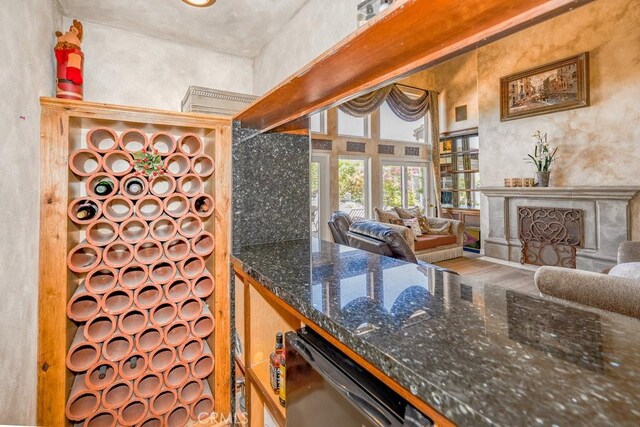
[234,0,593,133]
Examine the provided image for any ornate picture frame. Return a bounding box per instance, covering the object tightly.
[500,52,590,121]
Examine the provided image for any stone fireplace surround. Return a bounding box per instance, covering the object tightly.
[480,187,640,272]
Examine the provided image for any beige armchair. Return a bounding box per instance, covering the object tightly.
[535,242,640,318]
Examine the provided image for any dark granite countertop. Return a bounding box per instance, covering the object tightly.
[232,239,640,426]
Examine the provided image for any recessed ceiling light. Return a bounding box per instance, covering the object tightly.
[181,0,216,7]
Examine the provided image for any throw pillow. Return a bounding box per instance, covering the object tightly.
[389,218,407,227]
[426,217,452,235]
[608,262,640,280]
[395,206,422,219]
[375,207,400,223]
[417,216,430,234]
[403,218,423,239]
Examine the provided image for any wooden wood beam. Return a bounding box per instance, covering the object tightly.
[235,0,593,133]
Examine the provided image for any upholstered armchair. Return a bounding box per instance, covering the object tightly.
[535,241,640,318]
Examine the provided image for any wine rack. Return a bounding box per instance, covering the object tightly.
[38,98,231,426]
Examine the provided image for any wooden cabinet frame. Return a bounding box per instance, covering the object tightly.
[37,97,232,426]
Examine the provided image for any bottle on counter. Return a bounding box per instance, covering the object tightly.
[125,177,145,196]
[279,355,286,407]
[94,179,114,197]
[269,332,284,393]
[75,200,98,220]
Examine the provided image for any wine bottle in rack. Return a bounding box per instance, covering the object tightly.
[125,177,145,197]
[194,196,210,213]
[75,201,98,220]
[94,179,114,197]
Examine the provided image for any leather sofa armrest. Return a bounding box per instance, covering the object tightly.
[534,266,640,318]
[618,241,640,264]
[385,222,415,251]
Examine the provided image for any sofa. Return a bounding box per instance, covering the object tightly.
[373,207,465,263]
[535,241,640,319]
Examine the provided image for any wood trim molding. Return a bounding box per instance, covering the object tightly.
[235,0,593,133]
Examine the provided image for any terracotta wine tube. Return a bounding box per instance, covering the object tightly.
[68,197,103,225]
[87,127,118,153]
[149,258,177,285]
[190,381,214,420]
[164,361,190,389]
[85,265,118,295]
[86,219,119,247]
[134,239,163,265]
[190,342,214,379]
[178,336,203,363]
[178,133,203,157]
[67,327,101,372]
[166,404,190,427]
[117,398,148,426]
[149,345,177,373]
[67,284,101,322]
[118,307,149,336]
[163,320,190,347]
[133,282,163,310]
[120,173,149,200]
[150,298,178,327]
[178,254,205,280]
[118,263,149,290]
[103,195,134,223]
[190,153,214,178]
[101,287,134,316]
[84,314,117,344]
[190,305,214,339]
[102,331,134,362]
[134,371,163,399]
[85,358,118,391]
[103,240,134,269]
[67,242,102,274]
[118,217,149,245]
[192,272,214,299]
[118,129,149,154]
[103,151,133,177]
[135,323,164,353]
[149,216,178,242]
[164,152,191,177]
[135,195,164,221]
[150,132,176,156]
[190,193,214,218]
[177,173,203,197]
[178,297,203,322]
[163,236,191,262]
[65,374,101,421]
[139,414,163,427]
[150,387,178,416]
[86,172,119,201]
[192,230,214,257]
[69,148,103,177]
[178,378,203,405]
[118,351,149,381]
[83,407,117,427]
[163,192,190,218]
[165,276,191,303]
[177,213,202,239]
[101,379,134,410]
[149,174,176,198]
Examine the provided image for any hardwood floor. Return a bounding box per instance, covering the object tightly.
[436,254,538,294]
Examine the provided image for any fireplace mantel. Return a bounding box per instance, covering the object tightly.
[480,186,640,271]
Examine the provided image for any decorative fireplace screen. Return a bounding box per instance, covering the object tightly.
[518,207,583,268]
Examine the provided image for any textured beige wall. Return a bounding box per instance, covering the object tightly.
[433,52,479,134]
[0,0,61,424]
[253,0,360,95]
[65,18,255,109]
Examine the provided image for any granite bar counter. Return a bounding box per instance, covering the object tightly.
[232,238,640,426]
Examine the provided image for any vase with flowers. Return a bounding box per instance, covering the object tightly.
[526,131,557,187]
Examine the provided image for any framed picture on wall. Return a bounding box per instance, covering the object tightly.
[500,52,590,121]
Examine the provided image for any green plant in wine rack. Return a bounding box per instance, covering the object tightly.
[132,149,165,179]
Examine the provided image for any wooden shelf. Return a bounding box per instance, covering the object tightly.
[440,150,479,156]
[441,169,480,174]
[247,360,286,427]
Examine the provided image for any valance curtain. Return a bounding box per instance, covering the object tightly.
[338,84,442,216]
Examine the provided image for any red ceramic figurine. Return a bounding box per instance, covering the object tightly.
[54,20,84,100]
